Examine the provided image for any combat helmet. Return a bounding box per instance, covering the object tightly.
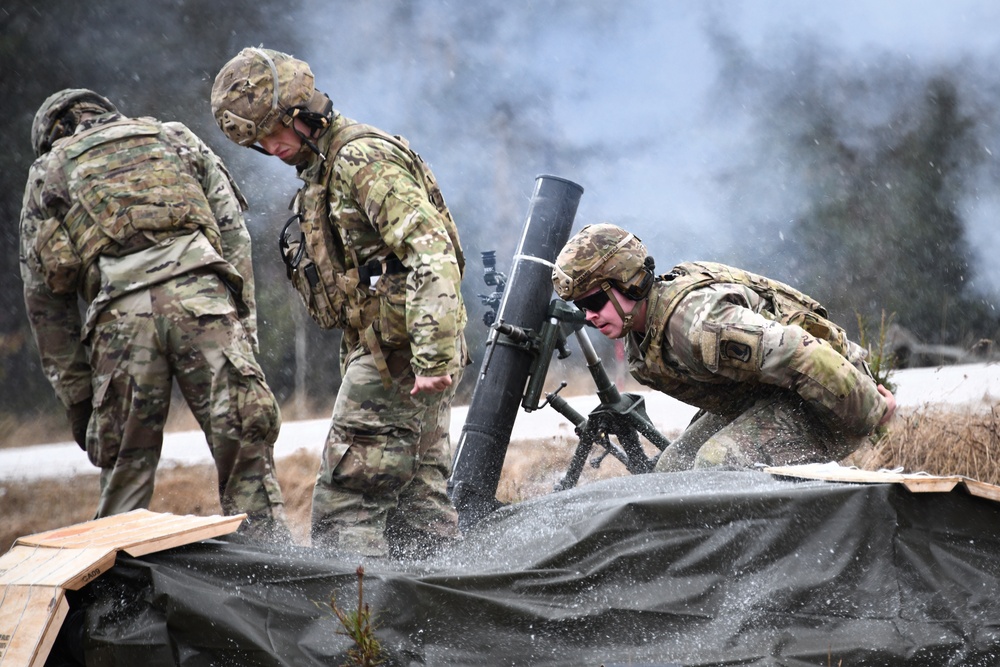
[211,47,332,153]
[552,223,654,337]
[553,223,654,301]
[31,88,117,157]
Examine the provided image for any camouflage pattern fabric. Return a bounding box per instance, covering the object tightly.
[295,114,467,376]
[290,114,467,556]
[655,393,863,472]
[19,110,287,539]
[31,88,118,157]
[628,277,888,469]
[311,340,464,558]
[89,273,287,537]
[552,222,649,301]
[54,117,224,267]
[210,47,316,147]
[21,112,260,407]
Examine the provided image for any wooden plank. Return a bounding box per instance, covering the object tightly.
[0,584,68,667]
[900,477,961,493]
[1,510,245,667]
[16,509,245,556]
[122,514,246,557]
[962,477,1000,503]
[0,545,116,591]
[764,463,1000,502]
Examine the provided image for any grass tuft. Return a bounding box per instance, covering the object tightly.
[331,565,384,667]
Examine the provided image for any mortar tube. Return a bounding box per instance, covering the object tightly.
[448,174,583,529]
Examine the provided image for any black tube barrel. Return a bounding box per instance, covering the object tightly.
[449,175,583,528]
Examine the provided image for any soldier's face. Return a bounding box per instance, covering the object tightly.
[576,286,632,339]
[259,120,310,166]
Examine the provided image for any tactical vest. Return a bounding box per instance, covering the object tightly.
[39,117,223,297]
[283,123,464,355]
[629,261,870,413]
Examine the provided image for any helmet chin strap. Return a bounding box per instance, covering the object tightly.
[287,107,329,160]
[600,281,642,338]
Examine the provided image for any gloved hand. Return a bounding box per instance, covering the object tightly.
[66,400,93,451]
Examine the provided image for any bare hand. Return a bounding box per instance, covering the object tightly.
[412,374,452,395]
[877,384,897,425]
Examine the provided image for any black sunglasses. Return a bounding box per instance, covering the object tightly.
[574,289,611,313]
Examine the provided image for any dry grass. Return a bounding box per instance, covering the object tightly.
[3,403,999,553]
[845,404,1000,483]
[496,433,666,503]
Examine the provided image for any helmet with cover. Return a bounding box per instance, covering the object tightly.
[552,223,653,302]
[211,47,331,147]
[31,88,118,157]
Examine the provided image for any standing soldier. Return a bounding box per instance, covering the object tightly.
[211,48,467,558]
[552,223,896,471]
[19,89,289,540]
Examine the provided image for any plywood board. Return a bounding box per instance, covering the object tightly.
[0,510,244,667]
[0,585,68,667]
[17,509,246,557]
[959,477,1000,503]
[764,462,1000,502]
[0,545,115,591]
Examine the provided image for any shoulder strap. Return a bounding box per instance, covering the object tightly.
[325,122,465,274]
[327,122,399,162]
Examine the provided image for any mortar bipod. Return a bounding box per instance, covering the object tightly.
[523,299,672,491]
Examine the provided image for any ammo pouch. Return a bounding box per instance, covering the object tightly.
[280,123,444,342]
[280,208,412,346]
[280,206,350,331]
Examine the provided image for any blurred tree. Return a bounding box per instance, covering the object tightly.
[708,30,999,347]
[792,77,996,343]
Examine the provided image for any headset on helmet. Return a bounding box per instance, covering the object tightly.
[552,223,654,302]
[31,88,118,157]
[211,47,332,156]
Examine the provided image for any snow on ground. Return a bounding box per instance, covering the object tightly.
[2,362,998,483]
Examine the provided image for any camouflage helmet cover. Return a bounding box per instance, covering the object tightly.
[31,88,117,157]
[552,223,651,301]
[211,47,317,146]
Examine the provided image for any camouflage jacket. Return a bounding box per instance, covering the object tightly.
[19,112,254,407]
[626,265,888,437]
[291,114,466,377]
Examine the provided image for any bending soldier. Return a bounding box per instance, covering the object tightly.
[211,48,467,558]
[19,89,289,540]
[552,223,896,471]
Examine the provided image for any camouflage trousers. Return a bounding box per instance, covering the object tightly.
[311,339,464,559]
[87,272,288,539]
[654,391,865,472]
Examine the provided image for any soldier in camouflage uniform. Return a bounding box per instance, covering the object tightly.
[19,89,288,540]
[552,223,896,471]
[211,48,467,558]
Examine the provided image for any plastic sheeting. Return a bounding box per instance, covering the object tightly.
[68,471,1000,666]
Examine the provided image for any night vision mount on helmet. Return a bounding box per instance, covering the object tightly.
[31,88,118,157]
[211,47,332,157]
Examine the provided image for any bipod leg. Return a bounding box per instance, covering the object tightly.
[554,434,595,491]
[592,433,630,469]
[617,427,654,474]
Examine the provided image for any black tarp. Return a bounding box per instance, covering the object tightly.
[67,471,1000,666]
